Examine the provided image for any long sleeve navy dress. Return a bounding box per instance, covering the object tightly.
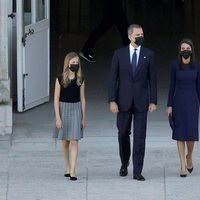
[167,61,200,141]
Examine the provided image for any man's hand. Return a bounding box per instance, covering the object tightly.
[149,103,157,113]
[166,106,172,117]
[109,102,119,113]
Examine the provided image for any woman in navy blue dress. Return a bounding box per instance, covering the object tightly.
[166,38,200,177]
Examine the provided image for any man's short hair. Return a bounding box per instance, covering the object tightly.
[127,24,142,35]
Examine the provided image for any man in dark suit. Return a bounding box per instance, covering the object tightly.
[108,24,157,181]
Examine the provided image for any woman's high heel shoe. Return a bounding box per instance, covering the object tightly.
[186,155,193,174]
[187,167,193,174]
[180,168,187,178]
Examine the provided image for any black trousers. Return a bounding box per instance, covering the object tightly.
[82,3,129,53]
[117,105,148,175]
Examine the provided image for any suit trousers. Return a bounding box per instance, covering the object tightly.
[117,104,147,175]
[82,6,129,53]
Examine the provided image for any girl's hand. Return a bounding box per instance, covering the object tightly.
[166,107,172,117]
[56,118,63,129]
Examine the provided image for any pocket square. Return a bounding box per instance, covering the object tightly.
[168,114,175,130]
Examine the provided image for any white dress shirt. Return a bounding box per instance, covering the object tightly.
[129,44,141,66]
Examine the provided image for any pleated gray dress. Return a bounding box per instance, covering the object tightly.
[53,76,83,140]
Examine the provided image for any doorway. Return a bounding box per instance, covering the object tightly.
[11,0,50,112]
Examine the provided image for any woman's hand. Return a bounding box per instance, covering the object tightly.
[166,106,172,117]
[56,118,63,129]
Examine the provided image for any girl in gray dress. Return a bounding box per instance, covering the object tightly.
[54,52,86,181]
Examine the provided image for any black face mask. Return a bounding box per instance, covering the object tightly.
[70,64,79,72]
[180,50,192,59]
[135,36,144,46]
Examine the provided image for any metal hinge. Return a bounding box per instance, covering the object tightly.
[22,73,28,110]
[8,13,15,19]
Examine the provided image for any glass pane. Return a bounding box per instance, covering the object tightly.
[23,0,31,26]
[36,0,45,22]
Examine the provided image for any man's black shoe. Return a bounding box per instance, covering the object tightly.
[79,51,96,62]
[119,165,128,176]
[133,174,145,181]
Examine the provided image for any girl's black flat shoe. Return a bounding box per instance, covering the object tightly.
[70,176,77,181]
[180,174,187,178]
[64,173,70,177]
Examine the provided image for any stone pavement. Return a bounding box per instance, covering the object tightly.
[0,99,200,200]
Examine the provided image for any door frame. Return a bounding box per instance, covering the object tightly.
[16,0,50,112]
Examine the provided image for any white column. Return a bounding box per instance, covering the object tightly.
[0,0,12,135]
[0,0,8,79]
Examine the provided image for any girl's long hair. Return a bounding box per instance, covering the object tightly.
[61,52,83,88]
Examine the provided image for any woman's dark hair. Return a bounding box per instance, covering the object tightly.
[178,38,195,69]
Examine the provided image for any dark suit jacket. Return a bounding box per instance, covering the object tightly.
[108,45,157,112]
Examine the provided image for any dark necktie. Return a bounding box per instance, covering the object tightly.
[132,49,137,75]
